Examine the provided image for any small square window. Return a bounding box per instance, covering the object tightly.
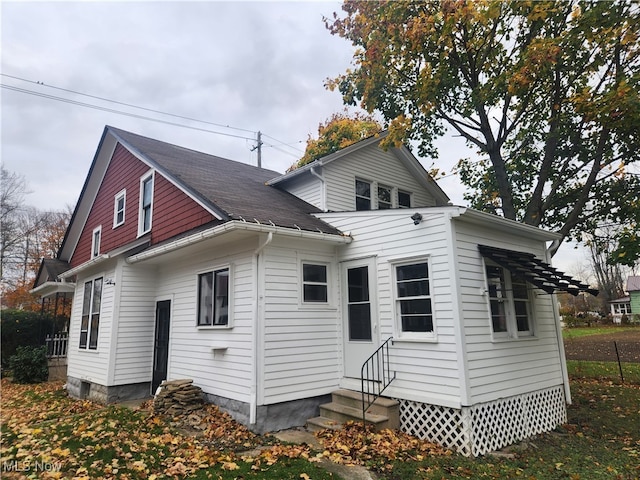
[398,191,411,208]
[303,263,328,303]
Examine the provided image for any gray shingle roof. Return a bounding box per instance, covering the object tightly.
[108,127,342,235]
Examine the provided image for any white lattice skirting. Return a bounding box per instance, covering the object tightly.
[399,386,567,456]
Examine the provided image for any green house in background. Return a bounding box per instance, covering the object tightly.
[628,276,640,318]
[610,276,640,324]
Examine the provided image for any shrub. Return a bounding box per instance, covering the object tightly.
[1,310,64,369]
[9,346,49,383]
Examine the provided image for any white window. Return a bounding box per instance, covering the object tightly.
[394,260,434,338]
[113,189,126,227]
[80,277,102,350]
[398,191,411,208]
[139,172,154,235]
[302,263,328,303]
[378,185,392,209]
[485,261,533,338]
[355,179,371,211]
[613,302,632,315]
[91,226,101,258]
[198,267,230,327]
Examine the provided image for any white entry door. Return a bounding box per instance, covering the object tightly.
[342,257,379,378]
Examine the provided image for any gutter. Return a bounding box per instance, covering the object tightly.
[126,220,351,265]
[250,232,273,425]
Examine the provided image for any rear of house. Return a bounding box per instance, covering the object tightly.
[43,126,596,457]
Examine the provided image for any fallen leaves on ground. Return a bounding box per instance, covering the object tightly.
[315,421,450,466]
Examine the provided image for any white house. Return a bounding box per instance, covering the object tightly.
[37,126,596,456]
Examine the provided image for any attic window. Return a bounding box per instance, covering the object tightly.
[91,226,101,258]
[378,185,392,209]
[113,189,126,228]
[398,191,411,208]
[138,172,154,235]
[355,179,371,211]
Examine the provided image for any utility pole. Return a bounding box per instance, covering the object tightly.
[251,131,263,168]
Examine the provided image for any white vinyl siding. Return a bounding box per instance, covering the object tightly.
[279,174,324,210]
[261,239,340,404]
[67,267,115,386]
[323,143,438,211]
[111,262,157,385]
[318,209,462,407]
[452,219,564,404]
[153,238,256,404]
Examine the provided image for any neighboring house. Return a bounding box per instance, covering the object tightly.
[627,276,640,318]
[34,126,597,456]
[611,276,640,323]
[609,296,632,324]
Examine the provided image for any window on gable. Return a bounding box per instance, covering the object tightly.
[198,267,230,326]
[398,191,411,208]
[113,190,126,227]
[139,172,154,235]
[355,179,371,211]
[378,185,392,209]
[485,261,533,338]
[80,277,102,349]
[91,226,101,258]
[395,261,434,335]
[302,263,328,303]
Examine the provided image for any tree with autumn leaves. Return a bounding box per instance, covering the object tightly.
[1,167,71,310]
[326,0,639,265]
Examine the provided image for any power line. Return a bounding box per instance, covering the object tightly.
[1,84,256,141]
[1,73,256,134]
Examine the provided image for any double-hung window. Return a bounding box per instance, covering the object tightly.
[302,263,328,303]
[139,172,154,235]
[485,261,533,338]
[80,277,103,349]
[198,267,230,326]
[113,189,126,227]
[355,179,371,211]
[394,260,434,336]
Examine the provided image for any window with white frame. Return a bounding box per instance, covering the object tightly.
[613,302,632,315]
[197,267,230,326]
[302,263,328,303]
[355,179,371,211]
[113,189,126,227]
[139,172,154,235]
[80,277,103,349]
[398,190,411,208]
[378,185,392,209]
[394,261,434,335]
[91,226,101,258]
[485,261,533,338]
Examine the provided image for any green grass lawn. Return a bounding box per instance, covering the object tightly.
[562,324,640,339]
[2,377,639,480]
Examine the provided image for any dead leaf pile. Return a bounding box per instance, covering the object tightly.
[315,421,450,466]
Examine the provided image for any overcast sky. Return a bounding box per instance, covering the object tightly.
[0,1,590,274]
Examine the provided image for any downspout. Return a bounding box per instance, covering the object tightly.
[310,167,326,211]
[251,232,273,425]
[547,239,572,404]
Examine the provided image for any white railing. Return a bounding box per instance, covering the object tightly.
[45,332,68,358]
